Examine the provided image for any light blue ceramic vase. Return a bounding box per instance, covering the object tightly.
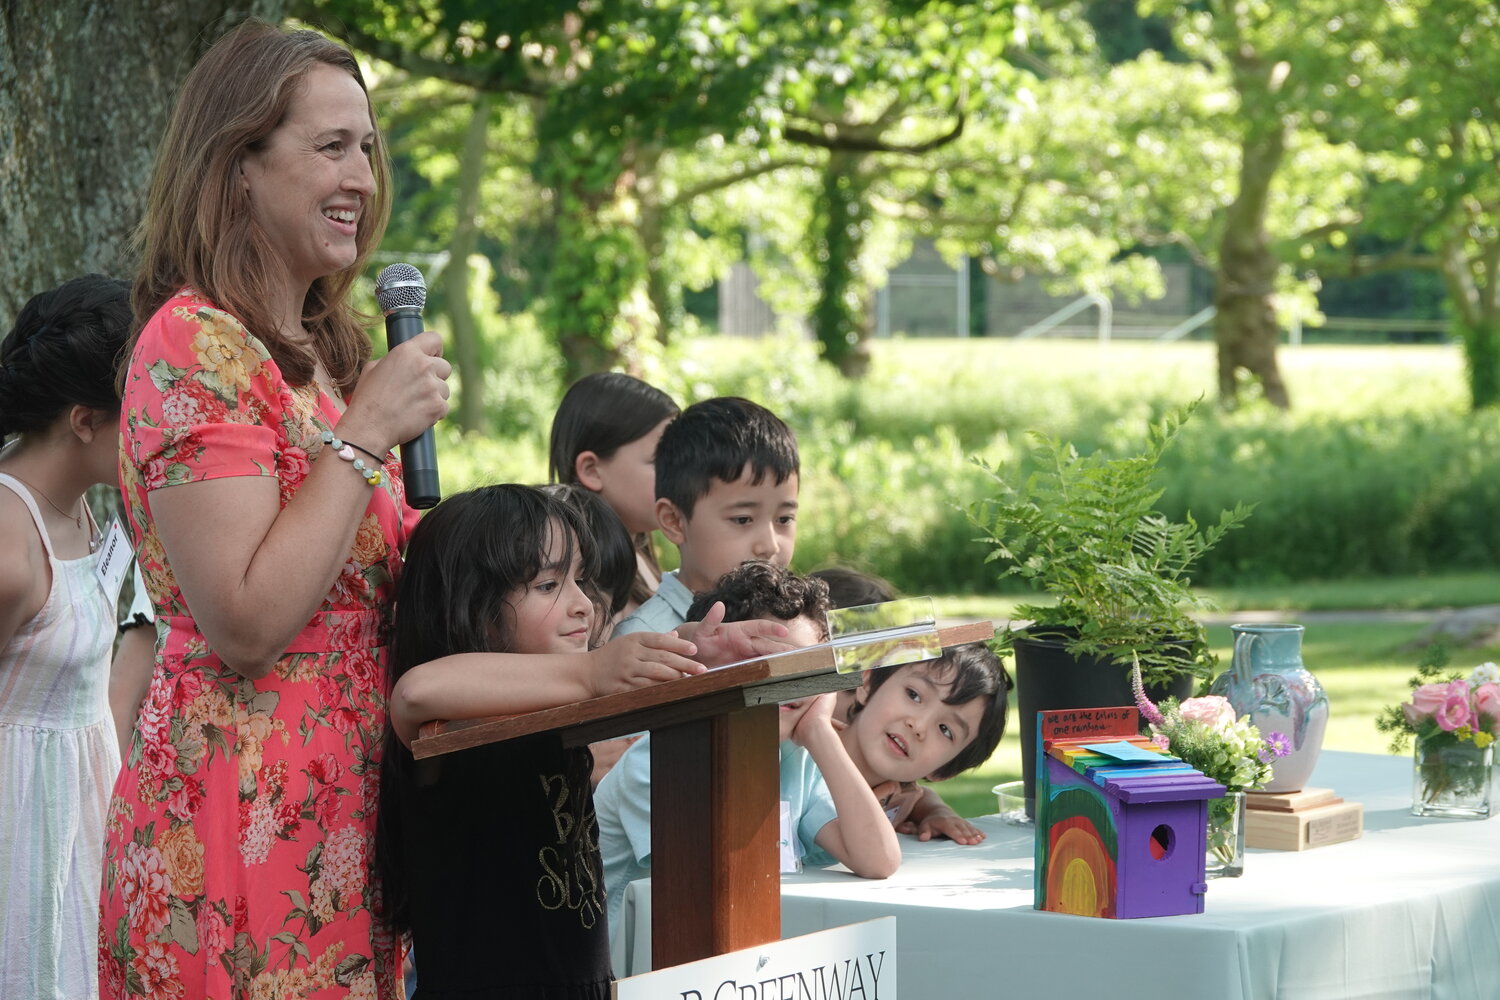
[1209,623,1328,793]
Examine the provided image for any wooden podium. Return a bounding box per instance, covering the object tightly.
[413,620,994,971]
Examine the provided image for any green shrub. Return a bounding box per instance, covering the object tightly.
[429,333,1497,595]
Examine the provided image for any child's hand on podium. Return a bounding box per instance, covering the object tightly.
[590,631,706,695]
[676,600,794,668]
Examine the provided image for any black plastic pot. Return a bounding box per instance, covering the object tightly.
[1014,629,1195,817]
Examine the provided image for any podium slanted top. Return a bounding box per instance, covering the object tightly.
[412,619,995,759]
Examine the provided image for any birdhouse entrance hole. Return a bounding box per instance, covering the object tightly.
[1148,824,1174,860]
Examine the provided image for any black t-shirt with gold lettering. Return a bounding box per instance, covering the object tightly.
[399,733,609,999]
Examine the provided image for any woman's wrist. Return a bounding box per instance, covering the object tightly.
[329,410,395,459]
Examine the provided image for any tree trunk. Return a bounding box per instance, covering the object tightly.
[811,150,874,379]
[1214,118,1290,409]
[441,92,491,433]
[0,1,285,322]
[632,146,677,344]
[1437,230,1500,410]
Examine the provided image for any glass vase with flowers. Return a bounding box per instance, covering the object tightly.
[1133,661,1289,877]
[1377,647,1497,819]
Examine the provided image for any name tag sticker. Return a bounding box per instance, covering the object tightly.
[95,517,133,606]
[779,800,800,874]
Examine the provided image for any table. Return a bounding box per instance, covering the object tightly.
[617,751,1500,999]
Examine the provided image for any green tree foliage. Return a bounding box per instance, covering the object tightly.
[748,1,1036,375]
[299,0,782,381]
[1135,0,1383,410]
[1294,0,1500,409]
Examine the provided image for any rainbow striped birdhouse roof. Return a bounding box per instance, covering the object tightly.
[1045,737,1226,803]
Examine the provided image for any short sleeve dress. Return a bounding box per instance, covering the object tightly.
[99,291,416,1000]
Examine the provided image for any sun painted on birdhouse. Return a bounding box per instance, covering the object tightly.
[1034,707,1225,919]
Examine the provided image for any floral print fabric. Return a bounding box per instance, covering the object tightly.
[101,291,412,1000]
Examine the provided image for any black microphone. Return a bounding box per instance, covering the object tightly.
[374,263,441,509]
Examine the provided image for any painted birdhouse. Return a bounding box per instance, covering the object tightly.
[1034,707,1225,919]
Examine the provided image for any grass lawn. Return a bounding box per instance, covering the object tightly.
[928,570,1500,818]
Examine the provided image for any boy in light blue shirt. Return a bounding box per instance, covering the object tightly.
[596,566,901,958]
[614,397,799,637]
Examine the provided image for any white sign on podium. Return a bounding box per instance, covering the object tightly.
[613,917,896,1000]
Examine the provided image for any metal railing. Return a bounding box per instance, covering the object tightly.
[1015,293,1113,344]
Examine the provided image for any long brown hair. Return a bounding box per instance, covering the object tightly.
[129,19,391,393]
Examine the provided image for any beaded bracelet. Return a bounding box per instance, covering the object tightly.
[344,440,388,465]
[321,429,384,486]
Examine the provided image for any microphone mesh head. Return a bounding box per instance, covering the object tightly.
[375,263,427,312]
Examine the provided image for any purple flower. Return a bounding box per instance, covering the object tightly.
[1261,731,1292,760]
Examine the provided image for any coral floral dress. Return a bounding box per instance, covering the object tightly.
[100,291,415,1000]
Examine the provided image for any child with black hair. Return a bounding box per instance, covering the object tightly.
[0,274,135,997]
[379,485,700,996]
[550,373,680,620]
[615,396,800,637]
[596,561,900,963]
[540,481,651,786]
[541,482,638,630]
[838,643,1012,845]
[691,563,1008,845]
[377,485,786,996]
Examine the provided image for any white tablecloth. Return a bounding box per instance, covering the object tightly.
[617,751,1500,999]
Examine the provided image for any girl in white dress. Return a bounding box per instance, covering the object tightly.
[0,274,133,1000]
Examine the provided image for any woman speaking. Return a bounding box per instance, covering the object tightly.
[100,21,449,1000]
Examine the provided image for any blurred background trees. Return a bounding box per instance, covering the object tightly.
[5,0,1497,412]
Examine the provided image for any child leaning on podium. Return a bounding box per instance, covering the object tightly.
[594,562,1012,955]
[594,564,901,954]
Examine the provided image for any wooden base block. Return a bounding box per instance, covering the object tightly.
[1245,799,1364,851]
[1245,787,1340,813]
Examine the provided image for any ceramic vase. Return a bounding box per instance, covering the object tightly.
[1209,623,1327,793]
[1412,738,1493,819]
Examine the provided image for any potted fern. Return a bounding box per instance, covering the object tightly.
[968,400,1252,814]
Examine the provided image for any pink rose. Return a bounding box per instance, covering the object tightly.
[1178,695,1237,731]
[317,673,344,710]
[170,669,204,712]
[1472,682,1500,728]
[342,649,380,695]
[277,446,311,503]
[98,938,125,1000]
[140,738,180,784]
[1435,692,1473,732]
[143,455,174,491]
[275,796,303,838]
[328,706,362,734]
[1409,683,1449,718]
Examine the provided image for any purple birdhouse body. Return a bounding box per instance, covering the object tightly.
[1034,707,1225,918]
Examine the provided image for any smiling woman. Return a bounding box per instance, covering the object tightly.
[98,20,452,1000]
[238,64,376,295]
